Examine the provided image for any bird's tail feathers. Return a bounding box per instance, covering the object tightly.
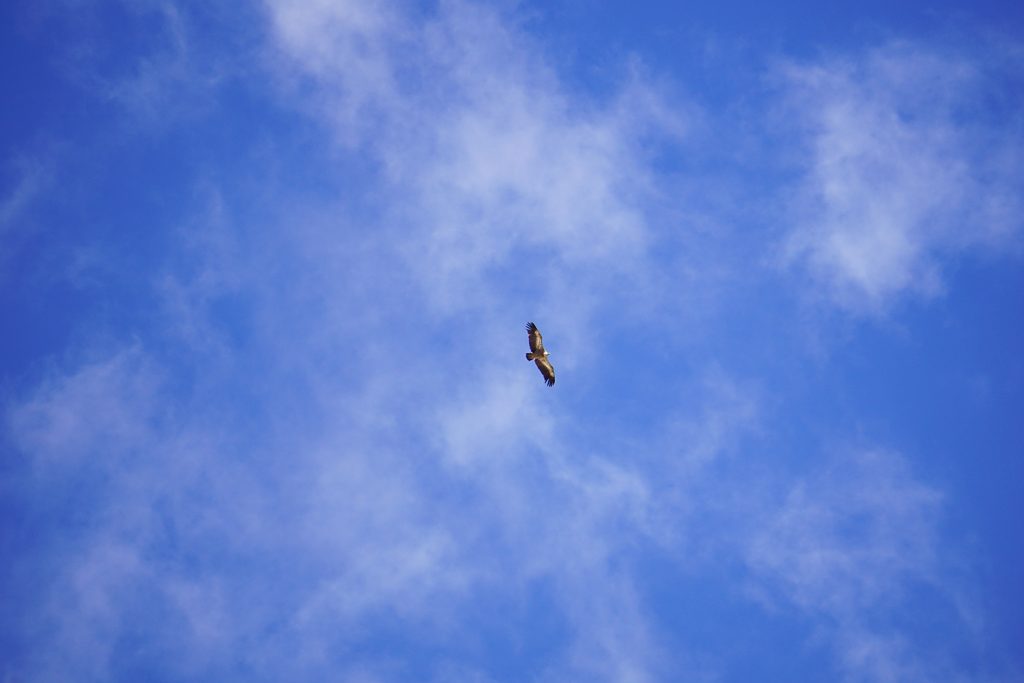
[526,353,537,361]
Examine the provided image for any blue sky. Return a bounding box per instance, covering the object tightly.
[2,1,1023,681]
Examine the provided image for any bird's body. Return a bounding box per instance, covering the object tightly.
[525,322,555,386]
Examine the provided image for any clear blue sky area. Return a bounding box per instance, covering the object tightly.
[2,2,1023,681]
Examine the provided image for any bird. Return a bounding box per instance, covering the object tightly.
[525,322,555,386]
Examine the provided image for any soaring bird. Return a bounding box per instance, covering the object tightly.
[525,322,555,386]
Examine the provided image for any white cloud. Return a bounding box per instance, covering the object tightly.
[8,348,162,468]
[267,0,405,138]
[781,42,1023,312]
[33,540,146,682]
[79,2,241,123]
[263,0,686,323]
[2,338,690,681]
[8,3,1014,682]
[745,448,976,682]
[249,13,706,674]
[748,450,940,610]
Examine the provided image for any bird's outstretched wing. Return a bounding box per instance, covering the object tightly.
[526,322,546,355]
[534,356,555,386]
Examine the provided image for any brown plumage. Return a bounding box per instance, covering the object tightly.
[525,322,555,386]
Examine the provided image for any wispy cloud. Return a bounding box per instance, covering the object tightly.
[264,0,687,326]
[0,159,47,233]
[745,448,977,682]
[0,156,51,278]
[8,347,161,468]
[3,2,1018,682]
[780,41,1024,312]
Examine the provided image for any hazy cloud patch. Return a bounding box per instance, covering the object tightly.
[745,449,976,682]
[781,41,1023,312]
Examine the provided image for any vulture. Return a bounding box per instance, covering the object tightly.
[525,322,555,386]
